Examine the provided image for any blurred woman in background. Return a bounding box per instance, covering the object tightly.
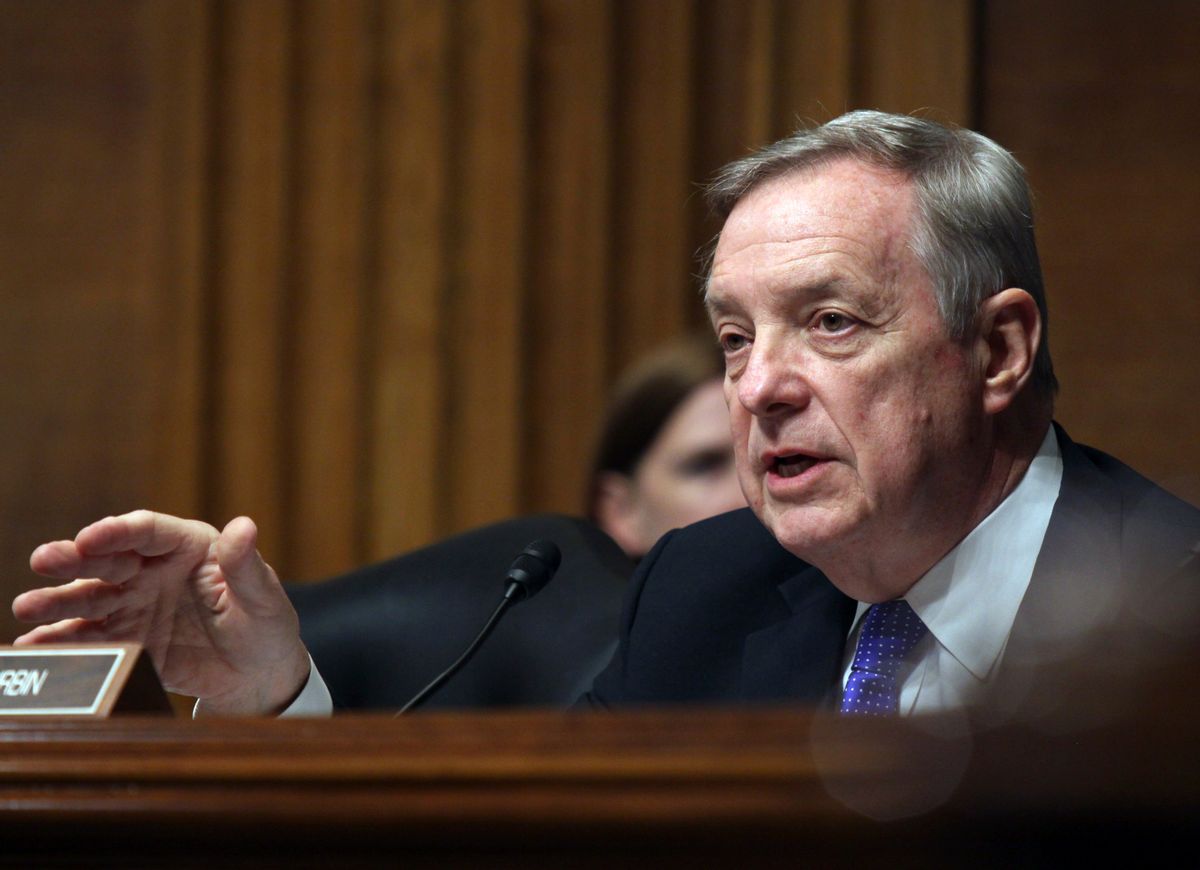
[588,333,745,560]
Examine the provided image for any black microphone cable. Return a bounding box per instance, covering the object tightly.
[395,540,561,715]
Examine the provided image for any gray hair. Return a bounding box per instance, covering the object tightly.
[705,110,1057,397]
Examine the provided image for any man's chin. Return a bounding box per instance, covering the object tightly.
[758,503,857,566]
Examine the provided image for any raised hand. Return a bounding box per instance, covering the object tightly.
[13,510,310,715]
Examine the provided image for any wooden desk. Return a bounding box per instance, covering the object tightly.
[0,707,1193,866]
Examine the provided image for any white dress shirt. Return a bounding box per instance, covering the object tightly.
[278,654,333,717]
[840,425,1064,715]
[194,653,332,718]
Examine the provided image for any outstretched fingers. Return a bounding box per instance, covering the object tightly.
[12,578,129,624]
[12,617,125,646]
[28,510,218,592]
[30,540,147,584]
[74,510,214,560]
[16,510,307,714]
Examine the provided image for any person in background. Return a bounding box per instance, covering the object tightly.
[588,332,746,560]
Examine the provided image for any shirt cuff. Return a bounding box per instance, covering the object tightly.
[190,654,333,718]
[278,654,333,717]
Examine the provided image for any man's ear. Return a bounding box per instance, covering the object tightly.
[978,287,1041,416]
[592,471,644,558]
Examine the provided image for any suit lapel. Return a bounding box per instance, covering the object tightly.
[1004,425,1124,674]
[740,565,855,703]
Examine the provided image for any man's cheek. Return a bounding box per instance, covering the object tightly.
[735,462,762,508]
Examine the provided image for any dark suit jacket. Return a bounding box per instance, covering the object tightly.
[287,514,632,710]
[585,426,1200,713]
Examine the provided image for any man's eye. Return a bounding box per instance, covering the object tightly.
[816,311,854,332]
[720,333,749,353]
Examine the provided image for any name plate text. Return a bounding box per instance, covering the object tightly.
[0,644,172,717]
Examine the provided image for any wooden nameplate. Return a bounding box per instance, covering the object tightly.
[0,643,173,717]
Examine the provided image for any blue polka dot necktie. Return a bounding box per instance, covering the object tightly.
[839,599,928,716]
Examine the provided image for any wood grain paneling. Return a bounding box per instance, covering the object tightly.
[208,0,293,564]
[446,0,530,533]
[0,1,211,641]
[610,0,695,370]
[693,0,772,192]
[142,0,212,522]
[857,0,974,124]
[288,0,372,578]
[981,0,1200,504]
[773,0,855,130]
[525,0,613,515]
[368,0,452,559]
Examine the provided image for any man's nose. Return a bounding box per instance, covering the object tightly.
[736,341,810,417]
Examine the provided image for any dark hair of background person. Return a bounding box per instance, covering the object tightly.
[586,332,730,526]
[580,333,739,564]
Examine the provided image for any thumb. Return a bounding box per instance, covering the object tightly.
[216,516,283,609]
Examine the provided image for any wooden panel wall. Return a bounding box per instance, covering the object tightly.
[980,0,1200,506]
[0,0,211,644]
[0,0,974,632]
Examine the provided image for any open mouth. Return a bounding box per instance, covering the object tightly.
[772,454,821,478]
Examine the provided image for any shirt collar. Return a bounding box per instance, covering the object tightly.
[855,425,1064,680]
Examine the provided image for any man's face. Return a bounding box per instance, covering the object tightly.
[706,160,988,601]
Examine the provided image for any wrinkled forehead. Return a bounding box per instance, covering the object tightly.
[705,159,918,295]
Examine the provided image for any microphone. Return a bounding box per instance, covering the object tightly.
[396,540,562,715]
[502,539,561,601]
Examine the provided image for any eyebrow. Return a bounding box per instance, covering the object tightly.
[705,278,850,321]
[703,292,731,320]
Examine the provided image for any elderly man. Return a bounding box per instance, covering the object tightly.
[585,111,1198,717]
[13,112,1199,718]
